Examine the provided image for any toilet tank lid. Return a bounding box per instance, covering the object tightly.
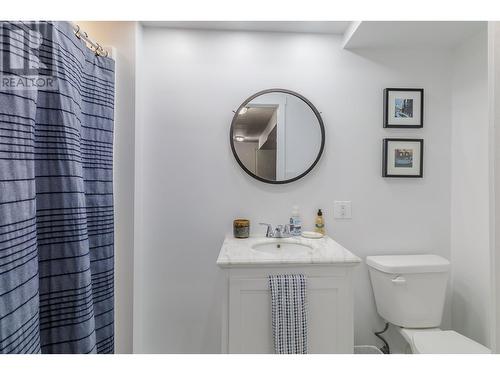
[366,254,450,274]
[412,330,490,354]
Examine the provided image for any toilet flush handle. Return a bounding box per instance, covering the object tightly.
[391,275,406,285]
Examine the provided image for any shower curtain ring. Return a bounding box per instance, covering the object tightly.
[75,24,81,38]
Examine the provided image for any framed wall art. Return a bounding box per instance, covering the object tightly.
[383,88,424,128]
[382,138,423,178]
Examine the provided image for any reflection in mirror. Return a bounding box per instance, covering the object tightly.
[231,90,324,184]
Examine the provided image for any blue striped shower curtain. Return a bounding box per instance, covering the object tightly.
[0,21,115,353]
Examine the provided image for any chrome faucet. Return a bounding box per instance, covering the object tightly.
[259,223,292,238]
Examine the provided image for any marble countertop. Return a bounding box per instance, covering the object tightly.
[216,235,362,267]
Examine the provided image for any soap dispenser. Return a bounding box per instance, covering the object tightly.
[289,205,302,236]
[315,209,325,235]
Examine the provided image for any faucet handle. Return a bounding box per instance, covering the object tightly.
[259,223,274,237]
[283,224,291,235]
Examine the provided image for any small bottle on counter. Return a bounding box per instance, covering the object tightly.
[315,209,325,235]
[289,205,302,236]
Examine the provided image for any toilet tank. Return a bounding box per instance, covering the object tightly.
[366,254,450,328]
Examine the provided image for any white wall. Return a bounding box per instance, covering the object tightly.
[135,27,453,353]
[450,28,490,347]
[77,21,138,354]
[489,21,500,353]
[284,94,322,179]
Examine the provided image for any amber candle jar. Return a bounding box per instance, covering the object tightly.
[233,219,250,239]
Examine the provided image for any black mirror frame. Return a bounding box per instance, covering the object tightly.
[230,88,326,185]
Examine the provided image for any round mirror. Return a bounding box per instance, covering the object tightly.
[230,89,325,184]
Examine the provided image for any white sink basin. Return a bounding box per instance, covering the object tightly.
[251,241,313,255]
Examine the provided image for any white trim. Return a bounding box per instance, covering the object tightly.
[341,21,362,49]
[132,22,144,354]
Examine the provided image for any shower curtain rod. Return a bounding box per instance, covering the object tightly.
[73,24,109,57]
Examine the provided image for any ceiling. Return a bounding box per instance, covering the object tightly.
[233,107,276,141]
[343,21,487,49]
[142,21,352,34]
[142,21,487,50]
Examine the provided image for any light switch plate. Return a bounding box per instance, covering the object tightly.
[334,201,352,219]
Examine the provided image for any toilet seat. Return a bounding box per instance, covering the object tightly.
[401,329,490,354]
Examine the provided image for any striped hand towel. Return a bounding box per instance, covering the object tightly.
[268,274,308,354]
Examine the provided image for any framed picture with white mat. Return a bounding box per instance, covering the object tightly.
[382,138,423,178]
[384,88,424,128]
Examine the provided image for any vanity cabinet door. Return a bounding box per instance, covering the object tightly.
[227,273,353,354]
[228,278,274,354]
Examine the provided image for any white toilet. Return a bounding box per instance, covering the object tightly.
[366,254,490,354]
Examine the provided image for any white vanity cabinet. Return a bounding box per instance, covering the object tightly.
[217,236,361,354]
